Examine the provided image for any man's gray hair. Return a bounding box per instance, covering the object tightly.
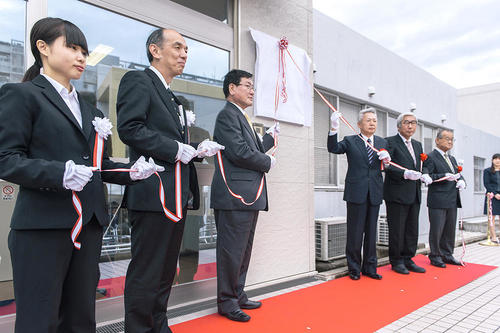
[358,107,377,122]
[397,112,417,128]
[436,128,453,139]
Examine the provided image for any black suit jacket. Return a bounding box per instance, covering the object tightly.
[328,134,387,205]
[423,149,463,209]
[210,102,274,211]
[384,134,423,204]
[0,75,132,229]
[117,68,199,212]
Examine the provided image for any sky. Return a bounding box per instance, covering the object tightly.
[313,0,500,89]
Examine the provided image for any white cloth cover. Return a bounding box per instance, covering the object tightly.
[250,28,312,126]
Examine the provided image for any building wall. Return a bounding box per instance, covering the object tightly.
[238,0,316,285]
[458,83,500,138]
[456,84,500,217]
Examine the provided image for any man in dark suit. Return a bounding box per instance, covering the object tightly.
[384,112,429,274]
[328,108,390,280]
[211,69,278,322]
[117,28,223,333]
[423,129,465,267]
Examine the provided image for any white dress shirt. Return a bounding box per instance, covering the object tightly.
[149,66,185,127]
[399,133,416,165]
[360,133,375,147]
[42,73,82,128]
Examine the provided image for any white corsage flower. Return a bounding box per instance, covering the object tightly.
[185,110,196,127]
[92,117,113,140]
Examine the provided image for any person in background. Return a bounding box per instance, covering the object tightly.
[423,129,465,268]
[0,17,158,333]
[328,107,391,281]
[484,153,500,244]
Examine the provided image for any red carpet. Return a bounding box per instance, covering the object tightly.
[171,255,496,333]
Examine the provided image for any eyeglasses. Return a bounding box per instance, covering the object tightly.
[236,83,255,91]
[402,120,418,126]
[440,137,456,142]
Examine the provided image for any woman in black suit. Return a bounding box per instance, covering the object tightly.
[484,153,500,244]
[0,18,158,333]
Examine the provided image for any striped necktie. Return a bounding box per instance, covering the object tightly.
[443,152,454,172]
[366,138,374,164]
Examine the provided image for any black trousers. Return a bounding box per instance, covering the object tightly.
[9,217,103,333]
[386,201,420,266]
[215,209,259,314]
[346,200,380,275]
[428,207,457,260]
[124,209,186,333]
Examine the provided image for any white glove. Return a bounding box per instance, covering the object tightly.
[63,160,93,192]
[185,110,196,127]
[266,122,280,138]
[403,170,422,181]
[269,155,277,169]
[130,156,165,181]
[456,179,466,190]
[445,173,461,181]
[377,150,391,163]
[177,143,198,164]
[421,174,433,186]
[197,140,225,158]
[330,112,342,132]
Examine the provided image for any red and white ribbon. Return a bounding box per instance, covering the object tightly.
[71,191,83,250]
[216,151,265,206]
[71,115,183,249]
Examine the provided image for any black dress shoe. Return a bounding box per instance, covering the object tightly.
[240,300,262,309]
[430,260,446,268]
[443,257,461,265]
[392,264,409,275]
[349,272,360,280]
[405,262,426,273]
[220,309,250,322]
[362,272,383,280]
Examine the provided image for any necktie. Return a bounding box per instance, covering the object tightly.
[366,138,374,164]
[443,153,454,172]
[243,111,256,139]
[405,140,416,166]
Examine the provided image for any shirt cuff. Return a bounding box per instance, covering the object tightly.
[175,141,183,161]
[328,130,338,136]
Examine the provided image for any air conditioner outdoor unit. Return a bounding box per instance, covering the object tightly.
[377,214,388,246]
[315,217,347,261]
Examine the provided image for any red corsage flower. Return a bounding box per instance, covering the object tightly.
[420,153,428,162]
[457,166,463,172]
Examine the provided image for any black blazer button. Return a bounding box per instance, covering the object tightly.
[83,155,90,160]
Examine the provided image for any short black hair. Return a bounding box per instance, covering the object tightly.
[223,69,253,98]
[146,28,165,63]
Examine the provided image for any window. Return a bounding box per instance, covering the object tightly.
[423,125,436,154]
[338,100,362,186]
[313,90,337,185]
[0,0,25,87]
[474,156,485,192]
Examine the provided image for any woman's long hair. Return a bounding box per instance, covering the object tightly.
[491,153,500,173]
[22,17,88,82]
